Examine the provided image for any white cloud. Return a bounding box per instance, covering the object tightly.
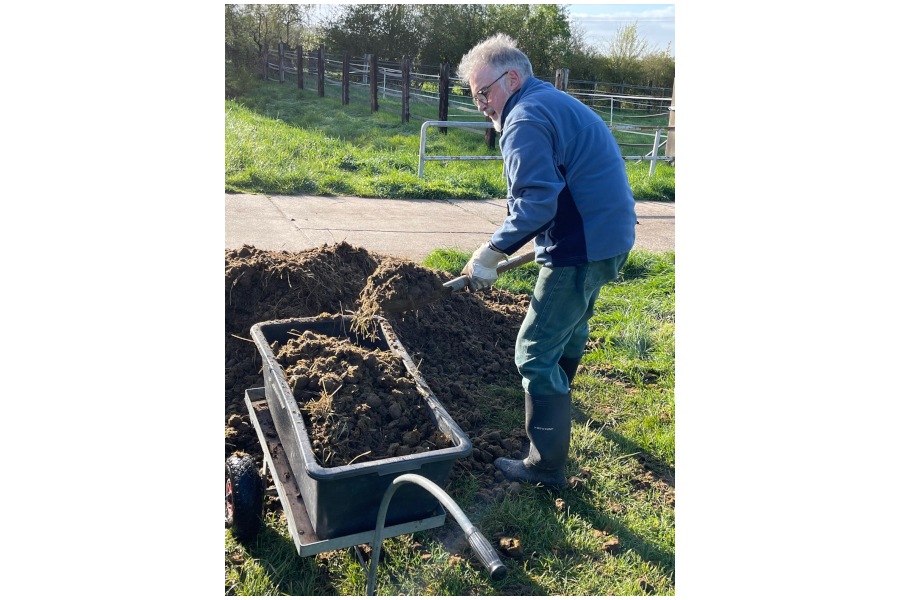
[570,6,676,55]
[571,6,675,21]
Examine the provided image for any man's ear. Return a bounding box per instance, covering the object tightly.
[507,69,521,91]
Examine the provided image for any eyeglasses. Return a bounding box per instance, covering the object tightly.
[471,71,509,105]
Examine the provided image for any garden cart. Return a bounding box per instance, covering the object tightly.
[225,315,507,594]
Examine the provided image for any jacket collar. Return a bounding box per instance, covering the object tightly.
[499,76,540,133]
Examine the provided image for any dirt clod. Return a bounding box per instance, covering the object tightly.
[602,537,620,553]
[499,536,523,557]
[568,476,585,489]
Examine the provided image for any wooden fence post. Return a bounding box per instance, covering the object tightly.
[369,53,379,112]
[297,45,304,89]
[554,68,568,91]
[438,62,450,134]
[317,45,325,97]
[263,42,269,79]
[297,45,303,89]
[342,52,350,105]
[278,43,285,84]
[401,58,410,123]
[485,116,495,148]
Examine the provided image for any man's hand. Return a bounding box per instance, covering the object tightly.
[462,242,507,291]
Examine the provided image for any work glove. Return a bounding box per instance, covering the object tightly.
[462,242,507,291]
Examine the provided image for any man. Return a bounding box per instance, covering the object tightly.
[457,33,636,488]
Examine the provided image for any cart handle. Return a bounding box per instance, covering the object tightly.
[365,473,507,595]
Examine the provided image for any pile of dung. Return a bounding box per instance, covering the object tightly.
[353,259,448,336]
[225,243,379,456]
[226,242,378,336]
[224,243,534,503]
[274,330,453,467]
[386,286,534,483]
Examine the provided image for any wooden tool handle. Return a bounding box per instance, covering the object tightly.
[444,250,536,293]
[496,251,535,275]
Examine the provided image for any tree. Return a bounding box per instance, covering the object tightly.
[415,4,489,66]
[276,4,305,48]
[321,4,423,60]
[567,44,607,82]
[603,21,653,84]
[320,4,573,73]
[226,4,258,50]
[514,4,573,76]
[225,4,317,52]
[641,43,675,90]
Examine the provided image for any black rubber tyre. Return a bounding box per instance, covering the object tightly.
[225,454,263,542]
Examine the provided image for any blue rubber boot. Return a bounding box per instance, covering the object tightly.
[494,392,571,489]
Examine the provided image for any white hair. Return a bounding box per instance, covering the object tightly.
[457,33,533,83]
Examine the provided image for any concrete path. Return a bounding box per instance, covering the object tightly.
[225,193,674,261]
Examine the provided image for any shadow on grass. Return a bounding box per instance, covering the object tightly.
[468,485,673,595]
[567,493,675,576]
[232,514,338,596]
[571,403,674,483]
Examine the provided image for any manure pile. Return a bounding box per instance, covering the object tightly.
[225,243,532,500]
[275,329,452,467]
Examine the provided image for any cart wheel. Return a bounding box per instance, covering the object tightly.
[225,454,263,542]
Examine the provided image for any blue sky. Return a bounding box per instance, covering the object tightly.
[565,3,676,56]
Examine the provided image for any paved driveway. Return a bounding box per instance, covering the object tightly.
[225,193,674,261]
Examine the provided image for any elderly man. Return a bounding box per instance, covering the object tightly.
[457,33,636,488]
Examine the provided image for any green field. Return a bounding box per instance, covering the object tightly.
[225,249,675,596]
[225,71,675,202]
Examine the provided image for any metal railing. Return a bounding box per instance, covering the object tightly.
[418,122,673,178]
[417,121,500,177]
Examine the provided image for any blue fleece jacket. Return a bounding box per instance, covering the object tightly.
[491,77,636,267]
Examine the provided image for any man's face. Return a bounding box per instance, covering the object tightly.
[469,66,517,132]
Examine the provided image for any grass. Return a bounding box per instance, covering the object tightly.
[225,74,675,201]
[225,248,675,595]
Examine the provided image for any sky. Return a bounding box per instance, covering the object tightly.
[565,3,676,56]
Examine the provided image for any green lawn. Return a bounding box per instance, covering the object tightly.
[225,74,675,201]
[226,248,675,596]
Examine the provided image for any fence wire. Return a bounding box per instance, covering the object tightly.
[250,48,672,146]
